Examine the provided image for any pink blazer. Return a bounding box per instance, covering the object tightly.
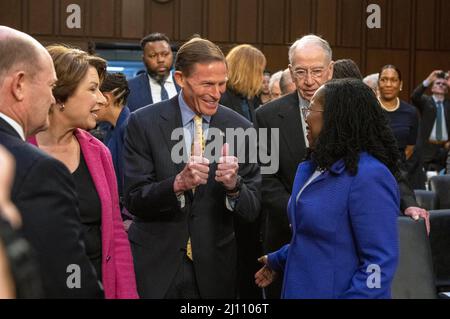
[30,129,138,299]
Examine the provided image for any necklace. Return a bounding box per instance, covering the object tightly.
[378,97,400,112]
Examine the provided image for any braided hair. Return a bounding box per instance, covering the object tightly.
[311,78,400,177]
[100,72,130,106]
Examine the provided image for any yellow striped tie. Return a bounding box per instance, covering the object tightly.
[186,115,204,261]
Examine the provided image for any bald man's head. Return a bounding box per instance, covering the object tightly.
[0,26,57,137]
[0,26,47,83]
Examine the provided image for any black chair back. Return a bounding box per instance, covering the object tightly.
[429,210,450,292]
[430,175,450,209]
[391,217,437,299]
[414,189,438,210]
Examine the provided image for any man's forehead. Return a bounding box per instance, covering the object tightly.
[292,46,329,65]
[145,41,170,50]
[189,61,227,75]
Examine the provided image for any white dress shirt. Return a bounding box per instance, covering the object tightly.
[148,73,178,103]
[0,112,25,141]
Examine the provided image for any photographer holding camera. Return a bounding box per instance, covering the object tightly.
[411,70,450,172]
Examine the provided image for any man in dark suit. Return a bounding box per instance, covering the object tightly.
[411,70,450,172]
[0,26,100,298]
[124,37,261,299]
[127,32,180,112]
[219,90,260,123]
[255,35,334,298]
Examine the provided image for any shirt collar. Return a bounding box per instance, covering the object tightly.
[0,112,25,141]
[178,90,211,126]
[433,95,445,104]
[297,92,310,109]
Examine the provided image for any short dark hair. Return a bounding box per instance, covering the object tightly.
[333,59,363,80]
[312,78,400,177]
[100,72,130,106]
[379,64,402,82]
[175,37,226,77]
[140,32,171,50]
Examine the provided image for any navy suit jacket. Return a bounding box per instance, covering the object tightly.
[268,153,399,299]
[127,72,180,112]
[104,106,130,199]
[0,118,101,298]
[123,95,261,298]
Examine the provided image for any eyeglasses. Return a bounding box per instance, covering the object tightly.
[301,106,324,118]
[292,67,326,80]
[434,82,447,87]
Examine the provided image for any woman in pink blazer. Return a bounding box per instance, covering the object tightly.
[31,45,138,299]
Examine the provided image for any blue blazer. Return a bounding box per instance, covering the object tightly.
[104,106,130,199]
[127,72,180,112]
[268,153,400,299]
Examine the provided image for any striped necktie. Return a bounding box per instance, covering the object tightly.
[186,115,204,261]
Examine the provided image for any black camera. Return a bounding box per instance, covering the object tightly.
[437,71,449,79]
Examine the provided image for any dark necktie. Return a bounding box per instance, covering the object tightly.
[159,80,169,101]
[240,98,252,121]
[436,101,444,141]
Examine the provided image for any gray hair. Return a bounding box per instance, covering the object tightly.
[363,73,379,91]
[288,34,332,64]
[269,70,283,92]
[280,68,294,94]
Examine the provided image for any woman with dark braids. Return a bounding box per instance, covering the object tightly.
[255,78,400,298]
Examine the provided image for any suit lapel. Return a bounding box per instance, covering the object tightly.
[139,73,153,105]
[289,160,315,227]
[444,99,450,129]
[0,117,21,139]
[158,97,185,174]
[278,93,306,162]
[172,72,181,93]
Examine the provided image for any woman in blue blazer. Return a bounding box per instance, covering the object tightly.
[255,79,400,298]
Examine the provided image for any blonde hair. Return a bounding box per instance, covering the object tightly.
[226,44,266,99]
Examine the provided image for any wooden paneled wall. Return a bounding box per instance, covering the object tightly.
[1,0,449,100]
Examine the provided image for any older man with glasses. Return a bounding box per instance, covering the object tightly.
[254,34,334,298]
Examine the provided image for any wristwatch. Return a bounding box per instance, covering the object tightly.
[226,175,242,195]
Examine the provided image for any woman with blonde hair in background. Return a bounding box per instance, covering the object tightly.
[220,44,267,122]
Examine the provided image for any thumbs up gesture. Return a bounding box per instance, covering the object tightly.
[173,141,210,193]
[215,143,239,192]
